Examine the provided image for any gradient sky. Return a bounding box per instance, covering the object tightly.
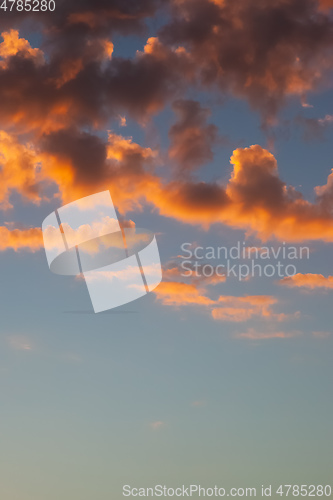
[0,1,333,499]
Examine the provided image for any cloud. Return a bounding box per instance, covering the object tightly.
[150,421,166,430]
[0,226,43,252]
[7,132,333,247]
[1,0,333,328]
[160,0,333,121]
[6,128,333,245]
[191,400,206,407]
[0,131,44,209]
[118,115,127,127]
[318,115,333,126]
[2,3,333,248]
[0,56,70,134]
[148,145,333,242]
[103,37,193,120]
[318,0,333,10]
[40,129,159,210]
[0,31,191,134]
[0,217,135,253]
[163,261,226,286]
[3,0,333,125]
[7,335,33,351]
[155,281,298,323]
[43,216,126,256]
[0,30,44,67]
[212,295,297,322]
[1,0,333,140]
[154,281,215,306]
[235,328,302,340]
[279,273,333,289]
[169,99,221,174]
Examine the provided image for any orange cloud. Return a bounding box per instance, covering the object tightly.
[7,132,333,245]
[54,58,85,88]
[40,129,159,211]
[148,145,333,242]
[0,30,191,133]
[0,30,44,67]
[2,4,333,248]
[0,216,136,253]
[163,262,226,286]
[211,295,296,322]
[54,38,114,88]
[279,273,333,290]
[155,281,297,323]
[1,0,333,139]
[154,281,215,307]
[0,131,43,209]
[6,126,333,245]
[318,0,333,9]
[0,227,43,252]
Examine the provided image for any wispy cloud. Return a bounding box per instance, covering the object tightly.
[150,421,166,431]
[7,335,33,351]
[191,400,206,407]
[235,329,302,340]
[312,331,333,339]
[279,273,333,290]
[155,281,299,325]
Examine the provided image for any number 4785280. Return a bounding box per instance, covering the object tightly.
[0,0,55,11]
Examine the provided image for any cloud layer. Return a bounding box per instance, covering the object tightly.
[2,0,333,251]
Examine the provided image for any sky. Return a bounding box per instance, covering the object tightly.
[0,0,333,499]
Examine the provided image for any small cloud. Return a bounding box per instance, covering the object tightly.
[8,335,33,351]
[312,331,332,339]
[301,96,314,108]
[191,400,206,407]
[150,421,165,430]
[118,115,127,127]
[163,262,226,287]
[235,328,302,340]
[318,114,333,125]
[212,295,298,323]
[279,273,333,290]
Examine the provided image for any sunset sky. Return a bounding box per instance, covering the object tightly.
[0,1,333,499]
